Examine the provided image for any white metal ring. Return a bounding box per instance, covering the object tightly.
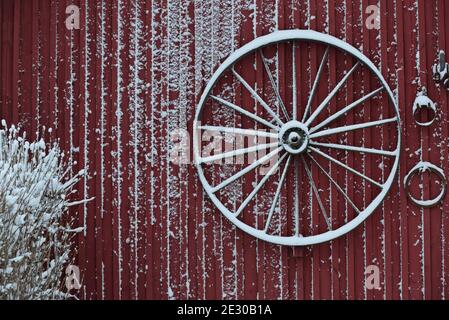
[404,162,447,208]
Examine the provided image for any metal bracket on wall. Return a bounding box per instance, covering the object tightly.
[404,162,447,208]
[412,87,437,127]
[432,50,449,90]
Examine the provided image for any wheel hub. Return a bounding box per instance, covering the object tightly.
[279,120,309,154]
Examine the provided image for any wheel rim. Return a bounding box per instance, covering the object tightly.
[193,30,401,246]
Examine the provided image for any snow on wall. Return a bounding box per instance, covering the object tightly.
[1,0,449,300]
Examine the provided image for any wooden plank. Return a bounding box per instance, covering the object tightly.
[395,0,410,300]
[102,0,114,300]
[11,0,20,124]
[404,0,423,300]
[417,0,432,300]
[239,1,258,300]
[428,0,443,300]
[345,0,356,301]
[438,0,449,300]
[1,1,13,125]
[77,0,88,300]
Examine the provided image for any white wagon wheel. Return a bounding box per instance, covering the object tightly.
[193,30,401,246]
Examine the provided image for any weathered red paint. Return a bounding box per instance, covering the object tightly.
[1,0,449,300]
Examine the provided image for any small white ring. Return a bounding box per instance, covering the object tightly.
[404,162,447,208]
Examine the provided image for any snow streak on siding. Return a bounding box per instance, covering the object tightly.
[1,0,449,300]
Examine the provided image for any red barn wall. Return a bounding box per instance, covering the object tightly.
[1,0,449,300]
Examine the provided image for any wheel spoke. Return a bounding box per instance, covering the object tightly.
[210,95,279,130]
[235,153,289,217]
[307,153,361,214]
[309,141,397,157]
[302,47,330,122]
[309,117,398,139]
[259,49,290,120]
[264,155,292,232]
[199,125,278,139]
[200,142,279,164]
[305,62,360,127]
[309,147,383,188]
[232,68,284,126]
[294,157,300,236]
[301,156,332,231]
[309,87,384,134]
[292,43,297,121]
[211,147,283,193]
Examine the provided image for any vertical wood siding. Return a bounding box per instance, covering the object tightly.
[1,0,449,300]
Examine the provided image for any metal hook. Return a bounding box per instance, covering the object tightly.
[432,50,449,89]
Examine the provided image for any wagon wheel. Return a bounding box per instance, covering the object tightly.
[193,30,401,246]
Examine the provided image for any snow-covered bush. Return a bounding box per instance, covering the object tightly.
[0,121,86,300]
